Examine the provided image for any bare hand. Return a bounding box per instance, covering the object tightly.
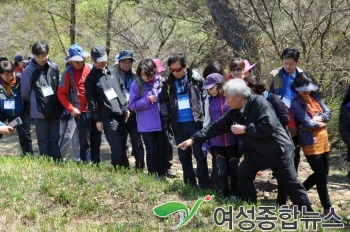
[317,121,326,128]
[0,126,14,135]
[312,115,323,122]
[96,122,103,131]
[70,108,81,117]
[124,110,130,120]
[149,95,158,103]
[231,124,246,134]
[177,139,194,150]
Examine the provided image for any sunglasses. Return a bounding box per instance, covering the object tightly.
[170,66,184,73]
[230,69,243,72]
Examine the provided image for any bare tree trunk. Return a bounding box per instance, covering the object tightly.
[206,0,259,68]
[70,0,76,45]
[106,0,113,56]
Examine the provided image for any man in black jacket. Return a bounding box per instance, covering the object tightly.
[178,78,312,210]
[84,46,129,168]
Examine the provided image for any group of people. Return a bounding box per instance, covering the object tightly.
[0,44,349,217]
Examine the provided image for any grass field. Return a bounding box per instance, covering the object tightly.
[0,155,348,231]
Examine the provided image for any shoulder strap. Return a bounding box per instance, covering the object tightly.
[67,66,77,90]
[136,77,143,98]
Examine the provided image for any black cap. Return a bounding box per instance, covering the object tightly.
[91,46,108,63]
[118,50,137,62]
[14,55,29,63]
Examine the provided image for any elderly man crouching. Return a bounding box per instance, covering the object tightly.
[178,78,312,211]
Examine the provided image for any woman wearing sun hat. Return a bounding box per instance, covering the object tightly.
[290,72,333,217]
[57,44,101,163]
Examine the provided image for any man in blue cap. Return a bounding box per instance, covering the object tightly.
[114,50,145,170]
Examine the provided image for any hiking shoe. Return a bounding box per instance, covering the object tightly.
[268,177,278,186]
[166,169,176,178]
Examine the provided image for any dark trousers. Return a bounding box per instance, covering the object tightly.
[125,113,145,169]
[238,152,312,211]
[75,112,102,163]
[211,145,240,197]
[272,135,301,204]
[0,113,33,155]
[102,115,129,168]
[293,135,301,173]
[34,118,61,161]
[174,121,209,189]
[165,139,173,170]
[142,131,167,176]
[303,152,331,210]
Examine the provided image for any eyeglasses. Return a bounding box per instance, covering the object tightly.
[170,67,184,73]
[119,60,133,65]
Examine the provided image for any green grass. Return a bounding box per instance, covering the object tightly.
[0,155,348,231]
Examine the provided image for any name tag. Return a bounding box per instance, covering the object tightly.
[104,88,117,100]
[282,97,291,108]
[4,100,15,109]
[126,93,130,101]
[41,86,54,97]
[178,98,190,110]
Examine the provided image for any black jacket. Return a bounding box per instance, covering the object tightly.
[339,87,350,146]
[266,92,289,127]
[85,66,128,122]
[166,69,204,134]
[192,94,294,169]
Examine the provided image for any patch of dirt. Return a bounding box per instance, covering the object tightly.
[1,124,349,219]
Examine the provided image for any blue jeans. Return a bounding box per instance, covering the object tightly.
[75,112,101,163]
[142,131,167,176]
[174,121,209,189]
[102,115,129,168]
[34,118,61,161]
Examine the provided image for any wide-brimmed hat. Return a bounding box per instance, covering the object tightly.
[118,50,137,62]
[202,73,223,90]
[91,46,108,63]
[114,54,120,65]
[152,58,165,73]
[243,59,256,73]
[65,44,90,62]
[295,82,318,92]
[14,55,29,63]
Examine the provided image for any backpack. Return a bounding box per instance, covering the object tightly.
[31,62,63,119]
[135,76,163,98]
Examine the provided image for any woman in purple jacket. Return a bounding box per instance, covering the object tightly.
[128,59,170,179]
[203,73,240,198]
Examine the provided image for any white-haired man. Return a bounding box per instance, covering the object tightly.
[178,78,312,210]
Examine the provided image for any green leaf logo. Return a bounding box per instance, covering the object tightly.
[153,195,213,229]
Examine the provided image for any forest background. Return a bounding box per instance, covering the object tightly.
[1,0,350,147]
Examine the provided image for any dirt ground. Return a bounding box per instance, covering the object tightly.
[1,124,350,220]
